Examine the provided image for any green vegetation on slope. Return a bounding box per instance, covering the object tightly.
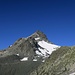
[0,61,41,75]
[30,46,75,75]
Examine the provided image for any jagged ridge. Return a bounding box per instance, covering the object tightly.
[0,30,60,62]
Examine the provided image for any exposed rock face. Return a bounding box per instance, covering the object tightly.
[1,30,75,75]
[0,31,45,57]
[0,30,63,75]
[0,30,59,61]
[31,30,48,42]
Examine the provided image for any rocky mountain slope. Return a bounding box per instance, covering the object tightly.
[0,30,60,75]
[0,30,60,62]
[1,31,75,75]
[30,46,75,75]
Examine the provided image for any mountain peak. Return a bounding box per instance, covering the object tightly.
[35,30,44,34]
[0,30,60,61]
[30,30,48,42]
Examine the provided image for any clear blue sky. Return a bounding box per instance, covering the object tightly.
[0,0,75,49]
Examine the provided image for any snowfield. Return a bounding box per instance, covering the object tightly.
[36,40,60,57]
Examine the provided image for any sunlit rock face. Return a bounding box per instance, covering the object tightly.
[0,30,60,62]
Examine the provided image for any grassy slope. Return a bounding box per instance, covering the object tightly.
[30,46,75,75]
[0,61,41,75]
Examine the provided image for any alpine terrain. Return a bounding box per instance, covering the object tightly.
[0,30,75,75]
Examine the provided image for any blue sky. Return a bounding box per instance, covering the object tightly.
[0,0,75,49]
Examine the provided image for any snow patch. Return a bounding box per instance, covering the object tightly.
[35,37,40,40]
[37,56,40,57]
[20,57,28,61]
[42,60,45,62]
[38,48,49,56]
[38,40,60,54]
[9,45,12,47]
[16,54,19,56]
[35,50,43,56]
[33,59,37,61]
[36,40,60,57]
[69,72,75,75]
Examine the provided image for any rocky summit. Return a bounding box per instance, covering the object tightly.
[0,30,60,62]
[0,30,75,75]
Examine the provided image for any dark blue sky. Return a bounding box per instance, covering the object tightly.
[0,0,75,49]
